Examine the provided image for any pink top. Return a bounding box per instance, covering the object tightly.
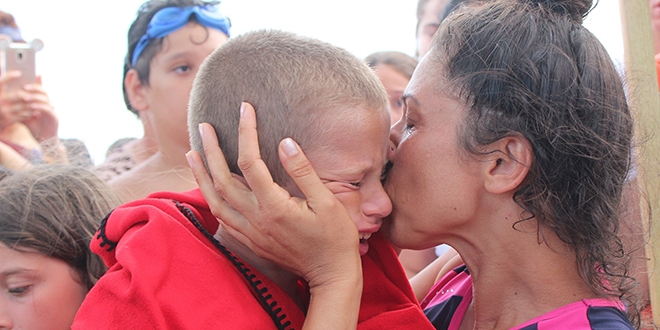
[421,265,633,330]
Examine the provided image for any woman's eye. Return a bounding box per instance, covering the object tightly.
[350,181,363,187]
[395,99,403,107]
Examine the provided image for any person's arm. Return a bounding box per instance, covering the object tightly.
[188,102,362,329]
[399,248,440,278]
[20,77,66,163]
[0,74,65,163]
[409,247,460,302]
[0,140,30,170]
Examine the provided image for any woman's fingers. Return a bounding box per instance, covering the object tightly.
[189,125,254,232]
[235,102,281,203]
[190,103,359,285]
[277,137,338,211]
[238,102,335,209]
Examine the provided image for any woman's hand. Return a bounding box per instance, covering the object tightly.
[187,102,362,329]
[188,102,360,285]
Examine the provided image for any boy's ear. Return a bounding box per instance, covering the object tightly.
[125,69,148,111]
[483,135,532,194]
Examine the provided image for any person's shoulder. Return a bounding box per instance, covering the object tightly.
[584,299,634,330]
[515,299,633,330]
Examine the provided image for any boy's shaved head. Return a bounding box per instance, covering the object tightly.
[188,29,389,185]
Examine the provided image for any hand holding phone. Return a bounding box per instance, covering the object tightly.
[0,39,42,92]
[0,39,56,140]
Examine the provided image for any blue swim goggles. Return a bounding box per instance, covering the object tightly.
[131,5,231,66]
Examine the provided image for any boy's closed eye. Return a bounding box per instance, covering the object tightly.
[322,179,364,192]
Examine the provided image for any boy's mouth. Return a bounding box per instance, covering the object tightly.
[359,232,374,255]
[359,232,373,243]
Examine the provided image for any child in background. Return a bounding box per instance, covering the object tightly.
[0,165,120,329]
[95,0,230,202]
[365,51,418,126]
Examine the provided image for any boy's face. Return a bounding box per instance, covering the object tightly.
[143,22,228,147]
[306,108,392,256]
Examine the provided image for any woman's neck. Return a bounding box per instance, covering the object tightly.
[454,219,597,329]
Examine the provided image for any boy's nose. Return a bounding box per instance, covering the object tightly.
[363,185,392,220]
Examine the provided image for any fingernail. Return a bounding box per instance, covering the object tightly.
[198,123,204,138]
[240,102,245,117]
[185,151,195,168]
[282,138,298,156]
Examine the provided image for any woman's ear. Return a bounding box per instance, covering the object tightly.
[483,135,532,194]
[124,69,148,112]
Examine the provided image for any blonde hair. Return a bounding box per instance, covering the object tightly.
[0,165,121,289]
[188,29,388,185]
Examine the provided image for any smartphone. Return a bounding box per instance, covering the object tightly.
[0,42,37,92]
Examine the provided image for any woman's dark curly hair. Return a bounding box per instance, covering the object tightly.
[0,165,121,290]
[429,0,640,325]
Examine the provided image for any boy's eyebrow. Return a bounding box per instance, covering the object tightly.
[162,51,194,62]
[333,163,373,177]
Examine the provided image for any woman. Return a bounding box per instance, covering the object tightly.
[190,0,640,328]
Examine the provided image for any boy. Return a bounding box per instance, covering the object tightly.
[94,0,230,203]
[74,30,431,329]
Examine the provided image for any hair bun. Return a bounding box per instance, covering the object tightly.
[526,0,594,23]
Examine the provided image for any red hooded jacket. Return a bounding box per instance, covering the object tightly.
[73,189,433,329]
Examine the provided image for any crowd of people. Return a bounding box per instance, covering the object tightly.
[0,0,657,328]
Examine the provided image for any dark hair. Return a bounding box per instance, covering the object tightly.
[431,0,639,324]
[365,51,418,80]
[0,10,19,29]
[122,0,221,115]
[0,165,121,290]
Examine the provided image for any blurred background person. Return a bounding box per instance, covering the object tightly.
[103,0,231,202]
[365,51,417,126]
[0,165,120,329]
[0,10,91,171]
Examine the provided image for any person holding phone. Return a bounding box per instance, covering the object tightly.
[0,10,65,168]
